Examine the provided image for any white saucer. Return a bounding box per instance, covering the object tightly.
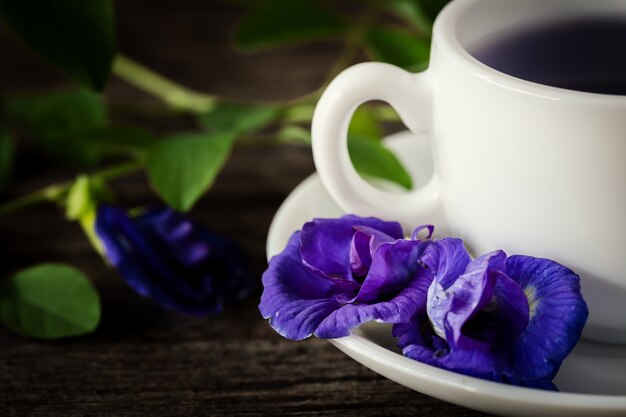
[266,131,626,417]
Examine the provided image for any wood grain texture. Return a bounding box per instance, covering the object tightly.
[0,1,491,415]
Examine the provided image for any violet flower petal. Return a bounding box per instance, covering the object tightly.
[349,229,372,277]
[96,206,253,316]
[393,313,441,367]
[316,267,433,339]
[259,231,345,340]
[420,238,471,289]
[393,312,502,379]
[139,208,209,267]
[492,270,530,344]
[300,216,403,280]
[354,239,432,304]
[427,251,507,351]
[506,255,588,380]
[349,226,397,278]
[411,224,435,240]
[197,228,255,302]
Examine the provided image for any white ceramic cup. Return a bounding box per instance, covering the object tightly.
[311,0,626,344]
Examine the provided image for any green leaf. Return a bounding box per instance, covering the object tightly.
[198,103,281,135]
[277,125,311,145]
[349,106,382,139]
[365,27,430,71]
[0,264,100,339]
[59,125,156,156]
[235,0,346,51]
[387,0,434,34]
[349,135,412,190]
[6,88,106,133]
[283,103,315,124]
[0,0,116,91]
[146,132,235,212]
[5,88,106,166]
[0,129,15,192]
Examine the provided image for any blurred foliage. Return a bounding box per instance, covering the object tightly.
[0,0,450,339]
[5,88,107,166]
[0,130,14,192]
[365,27,430,71]
[235,0,346,50]
[0,0,115,90]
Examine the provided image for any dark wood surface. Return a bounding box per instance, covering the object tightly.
[0,2,490,416]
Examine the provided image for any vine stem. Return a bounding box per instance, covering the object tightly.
[112,55,217,114]
[0,185,64,216]
[0,161,143,216]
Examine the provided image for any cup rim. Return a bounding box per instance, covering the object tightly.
[434,0,626,104]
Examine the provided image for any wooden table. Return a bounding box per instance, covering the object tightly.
[0,2,489,415]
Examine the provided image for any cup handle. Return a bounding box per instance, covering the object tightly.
[312,62,440,226]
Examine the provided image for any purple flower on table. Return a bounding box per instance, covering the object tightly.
[259,216,434,340]
[393,238,588,389]
[95,205,254,316]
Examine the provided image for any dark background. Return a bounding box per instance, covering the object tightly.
[0,1,489,415]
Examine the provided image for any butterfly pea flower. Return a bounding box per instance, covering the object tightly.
[393,238,588,389]
[259,216,435,340]
[95,205,254,316]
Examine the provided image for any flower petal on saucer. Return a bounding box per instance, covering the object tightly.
[428,250,507,351]
[300,216,403,280]
[354,239,432,304]
[420,238,471,289]
[316,239,433,339]
[315,266,433,339]
[505,255,588,380]
[492,270,529,344]
[260,231,344,340]
[393,312,442,367]
[349,226,398,277]
[393,312,502,379]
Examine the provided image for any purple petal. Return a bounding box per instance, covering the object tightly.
[95,206,224,316]
[316,267,433,338]
[411,224,434,240]
[349,226,397,278]
[138,208,209,267]
[259,231,345,340]
[300,215,403,280]
[393,313,442,367]
[354,239,431,304]
[393,313,503,379]
[420,238,471,289]
[427,251,507,351]
[266,298,345,341]
[436,347,505,379]
[349,229,372,277]
[196,228,255,302]
[509,379,557,391]
[492,270,529,344]
[136,207,255,302]
[506,256,588,380]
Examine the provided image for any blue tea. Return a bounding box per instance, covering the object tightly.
[469,17,626,95]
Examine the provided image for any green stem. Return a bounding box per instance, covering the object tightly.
[0,161,143,216]
[112,55,217,114]
[0,184,65,216]
[93,161,143,182]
